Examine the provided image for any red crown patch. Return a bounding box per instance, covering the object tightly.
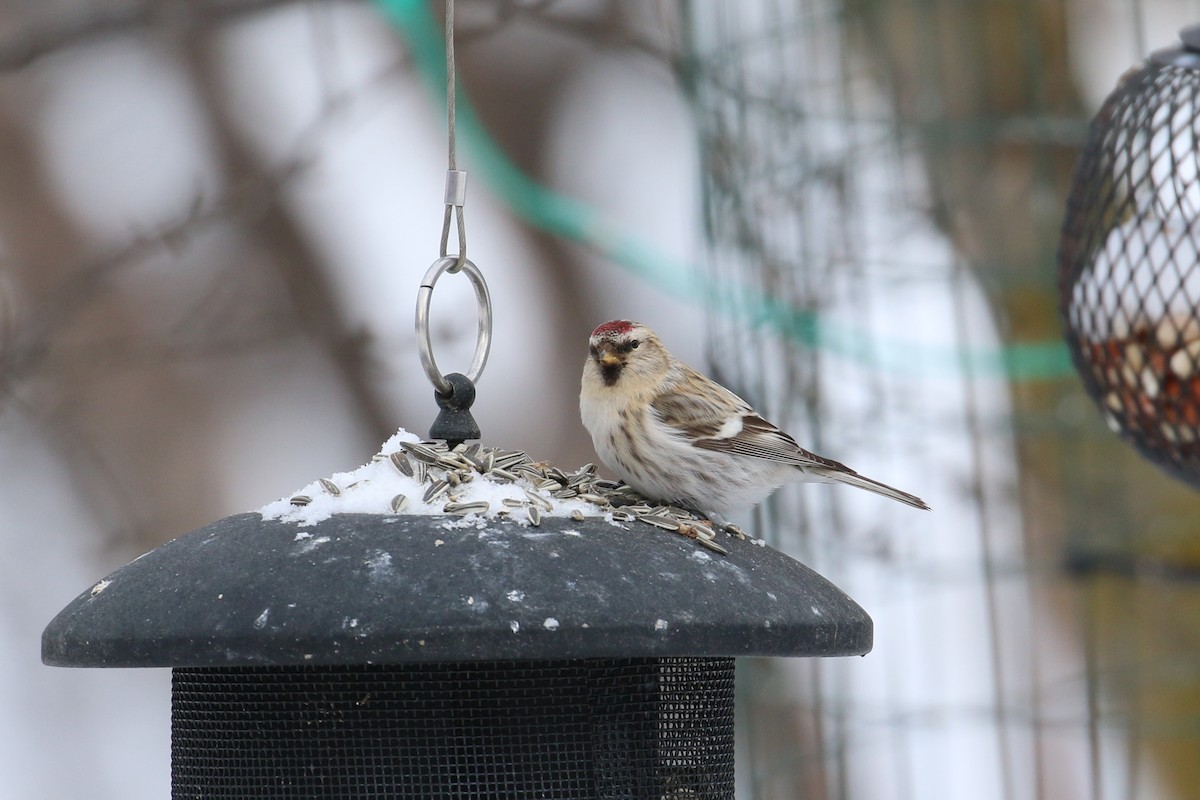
[591,320,635,338]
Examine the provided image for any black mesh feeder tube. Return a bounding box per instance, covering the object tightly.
[42,512,871,799]
[1059,25,1200,488]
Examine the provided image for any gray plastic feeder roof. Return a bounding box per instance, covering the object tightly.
[42,513,872,668]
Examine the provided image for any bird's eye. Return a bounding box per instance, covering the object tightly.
[630,340,640,349]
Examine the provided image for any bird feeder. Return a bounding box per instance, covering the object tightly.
[42,6,873,795]
[1059,25,1200,488]
[43,511,871,799]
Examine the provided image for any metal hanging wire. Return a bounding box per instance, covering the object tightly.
[414,0,491,405]
[411,0,491,447]
[438,0,468,272]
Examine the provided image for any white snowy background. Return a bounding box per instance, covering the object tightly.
[1,1,1197,798]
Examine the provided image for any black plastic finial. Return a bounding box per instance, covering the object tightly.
[429,371,480,447]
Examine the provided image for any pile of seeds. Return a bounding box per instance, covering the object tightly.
[1080,313,1200,457]
[285,438,742,555]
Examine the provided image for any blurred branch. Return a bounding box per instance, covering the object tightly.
[0,164,304,403]
[0,0,310,71]
[455,0,683,64]
[0,0,683,74]
[1,14,414,433]
[181,11,398,440]
[0,1,414,546]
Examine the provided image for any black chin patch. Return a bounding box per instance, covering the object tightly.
[601,363,622,386]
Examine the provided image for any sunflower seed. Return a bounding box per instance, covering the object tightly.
[552,488,579,499]
[319,478,341,497]
[570,509,585,521]
[389,453,412,476]
[638,514,681,531]
[401,442,443,464]
[523,489,554,512]
[501,497,529,508]
[290,495,311,506]
[536,478,562,492]
[437,454,471,471]
[445,501,489,515]
[493,450,529,469]
[462,442,482,460]
[547,467,571,484]
[696,537,729,555]
[390,494,409,513]
[423,480,450,503]
[488,467,520,483]
[577,493,610,507]
[526,505,542,526]
[514,464,546,480]
[412,460,428,484]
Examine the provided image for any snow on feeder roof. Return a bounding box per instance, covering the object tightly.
[42,431,872,668]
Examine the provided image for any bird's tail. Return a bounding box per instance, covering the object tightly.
[808,467,930,510]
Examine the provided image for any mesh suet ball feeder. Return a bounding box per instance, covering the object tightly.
[1059,25,1200,488]
[40,3,874,797]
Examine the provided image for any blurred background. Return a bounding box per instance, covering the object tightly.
[3,0,1200,797]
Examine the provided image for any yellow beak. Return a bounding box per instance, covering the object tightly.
[598,349,621,368]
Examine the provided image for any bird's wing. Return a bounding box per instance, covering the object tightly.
[650,372,852,472]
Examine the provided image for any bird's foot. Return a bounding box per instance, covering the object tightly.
[721,523,748,540]
[693,509,748,541]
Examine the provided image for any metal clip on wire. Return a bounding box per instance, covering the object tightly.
[441,170,468,272]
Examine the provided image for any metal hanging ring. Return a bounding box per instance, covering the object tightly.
[415,256,492,396]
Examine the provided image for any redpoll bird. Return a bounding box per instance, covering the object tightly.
[579,320,929,523]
